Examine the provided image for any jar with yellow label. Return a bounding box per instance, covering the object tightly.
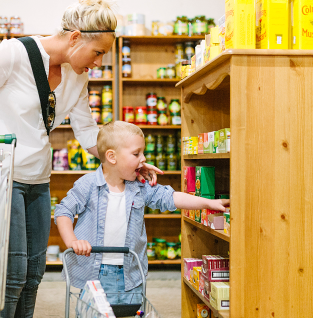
[175,43,184,62]
[156,97,167,112]
[157,67,167,79]
[192,15,208,35]
[157,112,168,126]
[102,85,112,106]
[151,21,159,36]
[166,242,177,260]
[169,99,181,115]
[166,64,176,79]
[155,238,167,260]
[102,108,112,124]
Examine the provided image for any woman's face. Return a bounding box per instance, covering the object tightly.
[69,33,114,75]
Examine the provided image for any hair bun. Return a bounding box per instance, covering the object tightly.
[79,0,114,8]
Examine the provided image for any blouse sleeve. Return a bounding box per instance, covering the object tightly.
[0,40,15,88]
[69,77,99,151]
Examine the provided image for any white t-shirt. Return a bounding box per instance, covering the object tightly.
[101,191,127,265]
[0,36,99,184]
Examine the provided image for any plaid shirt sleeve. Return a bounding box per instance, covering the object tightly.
[142,181,177,212]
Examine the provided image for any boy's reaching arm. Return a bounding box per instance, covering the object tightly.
[56,216,92,257]
[173,192,229,212]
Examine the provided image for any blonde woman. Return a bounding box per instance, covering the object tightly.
[0,1,160,316]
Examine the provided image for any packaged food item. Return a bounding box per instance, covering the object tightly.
[168,99,181,115]
[224,210,230,234]
[195,166,215,197]
[214,131,219,153]
[175,43,185,61]
[226,128,230,152]
[145,152,156,165]
[218,129,226,153]
[82,149,98,170]
[183,166,196,193]
[155,238,167,260]
[147,109,157,125]
[123,106,135,123]
[210,282,230,310]
[218,15,226,53]
[195,210,201,223]
[122,57,132,78]
[292,0,313,49]
[146,92,157,107]
[125,13,145,36]
[51,197,58,215]
[174,16,188,35]
[156,153,166,170]
[191,267,202,290]
[184,42,195,61]
[192,16,208,35]
[256,0,289,49]
[166,134,176,153]
[225,0,255,49]
[166,64,176,78]
[157,112,168,126]
[91,107,102,124]
[53,148,69,171]
[156,135,164,153]
[198,134,204,154]
[147,207,159,214]
[145,134,156,153]
[102,85,112,105]
[157,67,167,79]
[92,67,103,78]
[156,97,167,112]
[61,114,70,125]
[67,139,82,170]
[135,106,147,124]
[167,153,177,171]
[197,303,210,318]
[122,39,131,57]
[151,20,159,36]
[147,242,156,260]
[183,258,203,280]
[176,242,181,259]
[189,209,195,220]
[101,108,113,124]
[89,90,101,107]
[103,65,112,78]
[166,242,176,259]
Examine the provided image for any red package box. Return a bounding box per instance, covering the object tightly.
[183,166,196,193]
[204,278,210,302]
[199,271,205,295]
[207,267,230,282]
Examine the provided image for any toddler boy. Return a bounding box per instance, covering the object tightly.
[55,121,229,305]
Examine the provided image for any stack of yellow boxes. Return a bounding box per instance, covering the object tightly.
[182,137,198,155]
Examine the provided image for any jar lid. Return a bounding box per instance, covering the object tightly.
[102,108,112,112]
[159,67,167,70]
[103,85,112,89]
[123,106,134,110]
[157,96,165,99]
[91,107,101,111]
[155,238,166,243]
[166,242,177,247]
[158,110,167,114]
[103,65,112,69]
[147,242,156,246]
[122,57,131,62]
[182,60,191,65]
[170,99,180,102]
[89,91,100,94]
[146,92,157,96]
[167,64,175,67]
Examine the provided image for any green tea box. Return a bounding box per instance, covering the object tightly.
[218,129,226,153]
[195,166,215,196]
[208,131,215,153]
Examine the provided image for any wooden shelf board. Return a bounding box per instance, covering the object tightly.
[122,78,179,83]
[137,125,181,129]
[183,277,229,318]
[119,35,204,44]
[46,259,181,266]
[52,214,181,220]
[183,153,230,160]
[89,78,113,82]
[183,216,230,243]
[51,170,181,175]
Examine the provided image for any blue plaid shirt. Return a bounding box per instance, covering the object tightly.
[54,165,176,291]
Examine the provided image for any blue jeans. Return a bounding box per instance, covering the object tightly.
[98,264,143,305]
[0,181,51,318]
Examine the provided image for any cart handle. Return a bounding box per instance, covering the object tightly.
[91,246,129,254]
[0,134,17,146]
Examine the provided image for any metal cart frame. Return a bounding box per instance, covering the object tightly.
[63,246,161,318]
[0,134,17,311]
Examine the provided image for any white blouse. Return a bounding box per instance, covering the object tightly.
[0,36,99,184]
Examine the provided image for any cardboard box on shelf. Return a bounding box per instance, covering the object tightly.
[183,166,196,193]
[195,166,215,197]
[191,267,202,290]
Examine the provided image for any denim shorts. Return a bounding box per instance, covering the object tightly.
[98,264,143,305]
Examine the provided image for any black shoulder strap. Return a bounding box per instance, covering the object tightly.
[17,37,51,136]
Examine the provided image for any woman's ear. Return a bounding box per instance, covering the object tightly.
[69,30,81,47]
[105,149,116,164]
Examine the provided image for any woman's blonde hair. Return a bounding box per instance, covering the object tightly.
[59,0,117,40]
[97,121,144,163]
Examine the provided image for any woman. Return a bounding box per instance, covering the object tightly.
[0,1,160,316]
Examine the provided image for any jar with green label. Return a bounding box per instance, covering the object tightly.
[176,242,181,259]
[167,153,177,171]
[166,242,177,260]
[192,15,208,35]
[145,134,155,153]
[102,85,112,105]
[155,238,167,260]
[166,135,176,154]
[156,152,166,170]
[156,135,164,153]
[166,64,176,79]
[174,16,188,36]
[147,242,156,261]
[157,112,168,126]
[157,67,167,79]
[145,152,156,166]
[169,99,181,115]
[156,97,167,112]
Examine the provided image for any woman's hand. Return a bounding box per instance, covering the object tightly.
[136,162,164,186]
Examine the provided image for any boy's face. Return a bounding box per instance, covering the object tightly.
[115,134,146,181]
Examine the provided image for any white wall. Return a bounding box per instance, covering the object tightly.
[0,0,225,35]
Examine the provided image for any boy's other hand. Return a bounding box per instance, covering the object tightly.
[71,240,92,257]
[208,199,230,212]
[137,163,164,186]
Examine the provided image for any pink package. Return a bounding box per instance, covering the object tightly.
[199,271,205,295]
[204,278,210,301]
[183,166,196,193]
[183,258,203,280]
[207,267,230,282]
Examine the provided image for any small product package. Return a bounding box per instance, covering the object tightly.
[202,133,209,153]
[209,27,220,61]
[195,210,201,223]
[207,268,230,283]
[198,133,204,154]
[191,267,202,290]
[184,259,203,280]
[224,208,230,235]
[195,166,215,197]
[205,131,215,154]
[210,282,230,310]
[218,129,229,153]
[256,0,289,49]
[183,166,196,193]
[189,209,195,221]
[207,213,225,230]
[214,131,219,153]
[218,15,226,53]
[204,279,210,301]
[204,34,211,63]
[225,128,230,153]
[199,271,205,295]
[197,303,210,318]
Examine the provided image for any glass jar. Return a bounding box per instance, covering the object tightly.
[170,114,181,125]
[89,91,101,107]
[122,39,131,57]
[156,97,167,112]
[174,16,188,35]
[175,43,185,62]
[92,67,103,78]
[155,238,167,260]
[146,92,157,108]
[192,15,208,35]
[166,64,176,79]
[103,65,112,79]
[102,108,112,124]
[151,20,159,36]
[145,134,155,153]
[177,152,181,171]
[169,99,181,115]
[188,19,193,37]
[122,57,132,78]
[156,135,164,153]
[50,197,58,215]
[157,67,167,79]
[145,152,156,166]
[10,23,21,34]
[102,85,112,106]
[0,23,8,34]
[135,106,147,124]
[147,207,160,214]
[0,17,8,24]
[166,242,177,260]
[147,110,157,125]
[184,42,195,60]
[91,108,102,124]
[181,60,191,79]
[10,16,21,25]
[156,152,166,170]
[147,242,156,261]
[176,242,181,259]
[166,135,176,154]
[157,112,168,126]
[167,153,177,171]
[123,106,134,123]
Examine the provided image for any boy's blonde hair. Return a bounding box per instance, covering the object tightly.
[97,121,144,163]
[59,0,117,40]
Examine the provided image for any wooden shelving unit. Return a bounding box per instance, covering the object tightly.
[51,170,181,175]
[177,49,313,317]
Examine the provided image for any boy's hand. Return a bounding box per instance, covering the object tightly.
[207,199,230,212]
[137,163,164,186]
[71,240,92,257]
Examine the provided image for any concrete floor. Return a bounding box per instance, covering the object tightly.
[34,269,181,318]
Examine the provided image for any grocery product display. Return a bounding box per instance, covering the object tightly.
[147,236,181,261]
[0,16,24,37]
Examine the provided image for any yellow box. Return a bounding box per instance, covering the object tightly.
[210,27,220,44]
[225,0,255,49]
[209,45,220,61]
[256,0,289,49]
[191,267,202,290]
[291,0,313,49]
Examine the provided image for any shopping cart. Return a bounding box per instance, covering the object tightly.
[0,134,17,311]
[63,246,162,318]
